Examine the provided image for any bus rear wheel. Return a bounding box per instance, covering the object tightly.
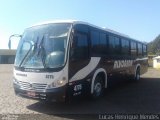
[135,67,140,81]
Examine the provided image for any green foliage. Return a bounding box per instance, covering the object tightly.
[147,34,160,55]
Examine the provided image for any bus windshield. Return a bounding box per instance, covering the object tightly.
[15,23,71,69]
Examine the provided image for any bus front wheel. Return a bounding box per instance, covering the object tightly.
[91,75,104,99]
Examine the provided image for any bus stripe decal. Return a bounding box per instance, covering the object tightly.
[70,57,101,82]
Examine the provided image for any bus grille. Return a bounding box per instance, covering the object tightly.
[18,81,47,92]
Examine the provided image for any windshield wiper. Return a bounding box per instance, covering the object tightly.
[36,35,46,68]
[19,41,34,67]
[19,35,46,68]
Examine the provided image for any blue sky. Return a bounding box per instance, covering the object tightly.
[0,0,160,49]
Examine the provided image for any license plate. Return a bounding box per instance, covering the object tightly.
[27,91,36,97]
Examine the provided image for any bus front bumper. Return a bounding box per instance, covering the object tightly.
[13,83,67,102]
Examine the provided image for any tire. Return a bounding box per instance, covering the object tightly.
[91,75,104,99]
[135,68,140,81]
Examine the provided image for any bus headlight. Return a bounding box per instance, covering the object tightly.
[47,77,67,88]
[57,77,66,86]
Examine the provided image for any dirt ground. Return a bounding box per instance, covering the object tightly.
[0,66,160,120]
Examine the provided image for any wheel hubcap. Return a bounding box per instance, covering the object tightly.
[137,73,140,80]
[136,69,140,80]
[94,82,102,96]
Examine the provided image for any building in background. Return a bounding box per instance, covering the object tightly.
[148,55,156,67]
[153,56,160,69]
[0,49,16,64]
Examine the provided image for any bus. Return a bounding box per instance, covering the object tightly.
[10,20,148,102]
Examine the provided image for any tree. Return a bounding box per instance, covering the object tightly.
[147,34,160,55]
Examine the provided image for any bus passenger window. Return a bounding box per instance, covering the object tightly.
[91,31,107,55]
[71,33,88,60]
[131,41,137,56]
[108,36,120,55]
[138,43,142,56]
[121,39,129,55]
[143,45,147,56]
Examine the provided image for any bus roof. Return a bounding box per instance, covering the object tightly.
[30,20,145,44]
[31,20,77,27]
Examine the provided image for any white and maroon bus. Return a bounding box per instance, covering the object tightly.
[10,20,148,102]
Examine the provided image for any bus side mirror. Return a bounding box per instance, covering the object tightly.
[8,34,22,49]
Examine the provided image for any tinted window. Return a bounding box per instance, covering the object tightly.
[108,36,120,55]
[73,32,88,59]
[131,41,137,56]
[73,24,88,33]
[100,33,107,45]
[99,33,107,54]
[121,39,129,55]
[91,31,99,49]
[91,31,107,55]
[143,45,147,56]
[138,43,142,56]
